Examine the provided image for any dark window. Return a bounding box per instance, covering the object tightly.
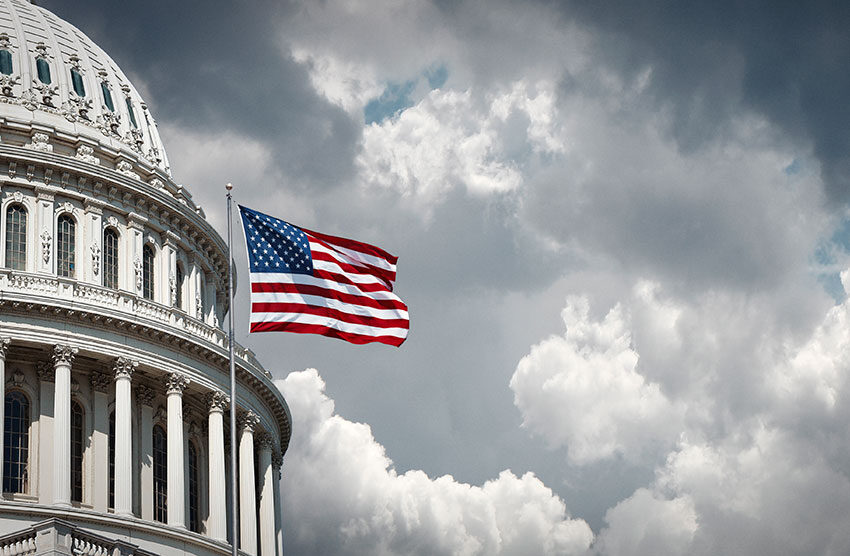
[153,424,167,523]
[188,441,200,532]
[108,411,115,509]
[5,204,27,271]
[125,97,138,129]
[0,49,11,75]
[36,58,51,84]
[71,400,84,503]
[142,244,154,300]
[175,263,184,309]
[101,82,114,112]
[56,214,75,278]
[3,391,30,493]
[103,228,119,289]
[70,67,85,97]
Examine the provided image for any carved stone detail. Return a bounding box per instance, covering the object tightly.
[169,274,176,306]
[75,145,100,165]
[0,73,19,97]
[206,390,229,413]
[165,372,189,395]
[36,361,53,382]
[113,357,137,380]
[196,293,203,317]
[238,411,260,433]
[8,368,25,388]
[0,337,10,359]
[52,344,78,366]
[90,371,111,393]
[255,430,275,451]
[116,160,140,180]
[40,229,51,264]
[56,201,74,214]
[272,452,283,472]
[136,384,155,406]
[24,132,52,152]
[107,215,118,228]
[133,257,142,291]
[9,190,23,204]
[91,243,100,276]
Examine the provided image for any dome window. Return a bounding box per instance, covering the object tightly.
[101,81,114,112]
[70,67,85,97]
[3,391,30,494]
[36,57,51,84]
[0,49,12,76]
[125,97,138,129]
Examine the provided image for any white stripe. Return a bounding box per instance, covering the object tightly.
[251,291,409,320]
[250,311,408,338]
[249,272,403,302]
[309,240,396,275]
[312,259,386,286]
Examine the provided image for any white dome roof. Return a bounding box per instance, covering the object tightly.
[0,0,170,173]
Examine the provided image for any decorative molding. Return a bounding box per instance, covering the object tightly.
[7,368,25,388]
[9,190,23,204]
[0,73,19,97]
[272,451,283,472]
[56,201,74,214]
[255,430,274,451]
[52,344,78,366]
[91,243,101,276]
[75,145,100,165]
[107,215,119,228]
[36,361,53,382]
[196,293,203,317]
[136,384,156,406]
[113,356,137,380]
[133,257,142,291]
[165,372,189,395]
[206,390,229,413]
[116,160,140,180]
[0,337,10,359]
[238,411,260,433]
[169,274,176,306]
[24,133,52,153]
[90,371,111,393]
[40,229,51,264]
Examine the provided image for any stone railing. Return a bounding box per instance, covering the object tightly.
[0,529,36,554]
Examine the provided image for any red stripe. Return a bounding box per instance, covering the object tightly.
[311,268,391,293]
[251,282,407,311]
[311,251,394,289]
[251,302,409,329]
[250,321,406,346]
[303,228,398,264]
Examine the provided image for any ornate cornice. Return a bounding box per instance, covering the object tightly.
[206,390,229,413]
[113,357,137,380]
[52,344,78,366]
[165,372,189,395]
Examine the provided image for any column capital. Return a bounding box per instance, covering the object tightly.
[113,357,137,380]
[0,337,10,359]
[36,361,53,382]
[165,372,189,395]
[206,390,229,413]
[136,384,156,406]
[255,430,275,452]
[52,344,78,366]
[272,451,283,471]
[90,371,111,393]
[238,410,260,433]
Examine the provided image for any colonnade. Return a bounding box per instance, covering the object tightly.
[0,340,283,556]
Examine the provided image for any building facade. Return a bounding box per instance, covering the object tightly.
[0,1,291,554]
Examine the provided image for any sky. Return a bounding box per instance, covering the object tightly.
[39,1,850,554]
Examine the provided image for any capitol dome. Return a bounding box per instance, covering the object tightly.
[0,0,291,555]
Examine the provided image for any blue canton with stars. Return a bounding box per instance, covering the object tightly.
[239,206,314,274]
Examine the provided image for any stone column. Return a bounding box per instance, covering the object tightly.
[0,338,9,495]
[52,344,77,507]
[272,452,284,556]
[257,433,276,556]
[137,385,155,520]
[37,363,54,504]
[113,357,137,516]
[90,371,111,512]
[207,391,228,542]
[239,411,260,555]
[166,372,189,528]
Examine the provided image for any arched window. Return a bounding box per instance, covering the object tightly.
[142,244,154,300]
[175,262,184,309]
[188,440,200,532]
[3,391,30,494]
[56,213,76,278]
[153,424,167,523]
[5,204,27,271]
[71,400,84,503]
[36,58,51,84]
[108,411,115,509]
[0,49,12,75]
[125,97,138,129]
[70,67,85,97]
[103,228,119,289]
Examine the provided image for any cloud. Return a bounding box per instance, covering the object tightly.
[276,369,593,556]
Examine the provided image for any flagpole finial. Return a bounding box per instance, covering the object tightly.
[226,182,233,191]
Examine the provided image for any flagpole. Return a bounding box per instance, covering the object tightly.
[226,183,239,556]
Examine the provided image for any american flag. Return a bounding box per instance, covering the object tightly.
[238,205,409,346]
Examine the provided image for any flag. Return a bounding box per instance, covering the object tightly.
[238,205,409,346]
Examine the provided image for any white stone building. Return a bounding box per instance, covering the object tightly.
[0,0,291,554]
